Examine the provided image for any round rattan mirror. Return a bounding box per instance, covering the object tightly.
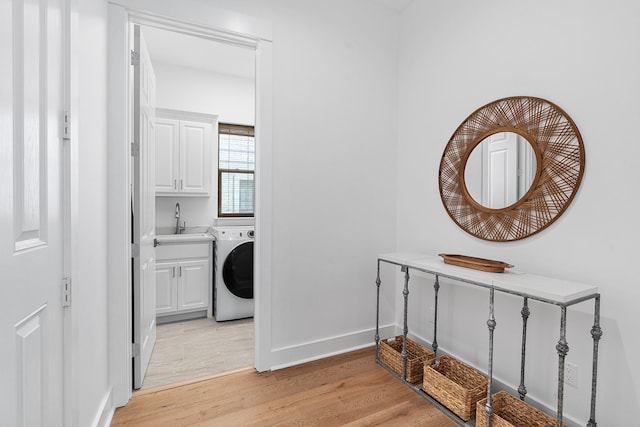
[439,96,585,242]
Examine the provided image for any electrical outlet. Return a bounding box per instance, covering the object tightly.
[565,362,578,388]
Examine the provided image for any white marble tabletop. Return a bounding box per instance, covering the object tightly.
[378,253,598,304]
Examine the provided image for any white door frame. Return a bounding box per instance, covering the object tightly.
[63,0,79,423]
[107,1,273,406]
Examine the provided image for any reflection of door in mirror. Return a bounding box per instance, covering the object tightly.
[465,132,536,209]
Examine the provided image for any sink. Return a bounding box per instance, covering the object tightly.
[155,227,214,244]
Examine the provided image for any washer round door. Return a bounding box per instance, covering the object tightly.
[222,241,254,299]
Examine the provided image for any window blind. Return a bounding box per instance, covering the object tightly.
[218,123,255,217]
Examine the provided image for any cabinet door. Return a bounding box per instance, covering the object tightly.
[156,261,178,315]
[179,120,211,195]
[177,259,210,311]
[155,118,180,194]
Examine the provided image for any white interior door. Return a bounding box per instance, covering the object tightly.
[0,0,66,424]
[482,132,518,208]
[132,24,157,390]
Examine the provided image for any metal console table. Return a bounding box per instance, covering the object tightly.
[374,253,601,427]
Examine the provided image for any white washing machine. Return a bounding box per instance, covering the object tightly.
[212,226,254,321]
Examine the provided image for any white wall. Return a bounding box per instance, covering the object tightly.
[397,1,640,426]
[76,0,111,425]
[152,63,255,229]
[202,0,400,363]
[154,62,254,125]
[105,0,398,419]
[97,1,640,425]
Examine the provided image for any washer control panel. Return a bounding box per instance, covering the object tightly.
[213,227,255,241]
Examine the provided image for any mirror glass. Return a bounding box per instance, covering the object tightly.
[464,132,537,209]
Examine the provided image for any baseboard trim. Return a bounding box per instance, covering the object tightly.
[92,387,115,427]
[156,310,207,325]
[269,324,396,371]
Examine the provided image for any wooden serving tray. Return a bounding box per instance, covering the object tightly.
[439,254,513,273]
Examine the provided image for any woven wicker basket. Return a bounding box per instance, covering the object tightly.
[475,391,567,427]
[379,336,435,383]
[422,355,488,421]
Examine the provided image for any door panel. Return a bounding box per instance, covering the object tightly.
[154,118,180,193]
[178,260,209,311]
[180,120,210,194]
[482,132,518,208]
[156,262,177,315]
[132,24,157,390]
[0,0,65,424]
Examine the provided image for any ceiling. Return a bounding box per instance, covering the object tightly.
[141,25,255,79]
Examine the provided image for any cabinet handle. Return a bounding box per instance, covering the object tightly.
[179,266,182,277]
[172,266,176,277]
[180,179,184,190]
[173,179,177,190]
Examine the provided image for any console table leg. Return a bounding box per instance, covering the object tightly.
[401,266,410,381]
[485,288,496,427]
[556,306,569,427]
[432,275,440,356]
[518,297,530,400]
[587,296,602,427]
[375,260,381,360]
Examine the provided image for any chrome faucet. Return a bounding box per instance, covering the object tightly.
[175,203,186,234]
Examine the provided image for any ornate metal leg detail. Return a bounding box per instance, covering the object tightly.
[485,288,496,427]
[587,296,602,427]
[556,306,569,427]
[401,266,410,381]
[375,260,381,360]
[518,297,530,400]
[432,275,440,355]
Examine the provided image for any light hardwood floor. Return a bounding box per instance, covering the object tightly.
[113,347,456,426]
[142,317,254,389]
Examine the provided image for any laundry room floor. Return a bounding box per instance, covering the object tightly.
[141,317,254,389]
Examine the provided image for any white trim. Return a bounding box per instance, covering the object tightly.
[109,0,272,41]
[127,10,260,49]
[107,4,132,407]
[107,1,273,407]
[90,388,115,427]
[155,108,217,123]
[253,39,273,372]
[269,325,396,371]
[62,0,80,424]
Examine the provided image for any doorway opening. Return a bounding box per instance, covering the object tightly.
[133,24,257,390]
[108,3,272,406]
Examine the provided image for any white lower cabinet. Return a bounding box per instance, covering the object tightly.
[155,243,211,318]
[156,261,178,315]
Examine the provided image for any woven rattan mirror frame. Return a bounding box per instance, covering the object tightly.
[439,96,585,242]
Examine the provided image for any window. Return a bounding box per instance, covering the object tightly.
[218,123,255,217]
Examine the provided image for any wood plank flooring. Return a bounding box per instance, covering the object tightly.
[143,317,254,389]
[112,347,456,426]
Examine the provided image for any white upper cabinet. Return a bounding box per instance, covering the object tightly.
[179,121,209,194]
[155,119,180,193]
[155,109,216,197]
